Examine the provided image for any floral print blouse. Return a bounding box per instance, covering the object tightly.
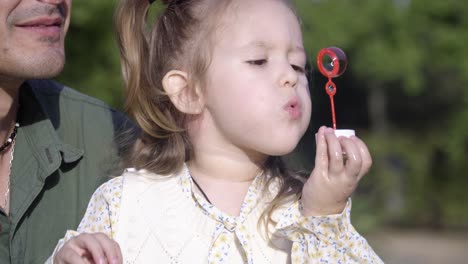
[48,165,383,263]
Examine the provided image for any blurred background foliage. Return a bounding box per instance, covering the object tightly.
[57,0,468,232]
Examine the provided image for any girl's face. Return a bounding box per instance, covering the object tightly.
[198,0,311,159]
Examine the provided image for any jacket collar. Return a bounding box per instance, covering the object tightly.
[17,81,84,181]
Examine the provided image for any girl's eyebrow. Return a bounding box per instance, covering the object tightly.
[240,40,272,50]
[240,40,305,55]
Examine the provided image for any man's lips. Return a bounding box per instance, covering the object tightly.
[15,16,63,36]
[17,16,63,27]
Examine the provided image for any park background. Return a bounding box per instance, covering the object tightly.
[57,0,468,263]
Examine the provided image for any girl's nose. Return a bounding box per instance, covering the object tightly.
[280,63,298,88]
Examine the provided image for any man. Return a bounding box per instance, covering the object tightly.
[0,0,136,263]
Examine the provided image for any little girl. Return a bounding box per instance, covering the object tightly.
[50,0,383,263]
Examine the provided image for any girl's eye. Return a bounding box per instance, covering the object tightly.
[247,59,267,66]
[291,64,305,73]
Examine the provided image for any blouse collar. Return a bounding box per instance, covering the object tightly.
[178,163,263,232]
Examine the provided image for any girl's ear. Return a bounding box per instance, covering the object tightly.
[162,70,204,114]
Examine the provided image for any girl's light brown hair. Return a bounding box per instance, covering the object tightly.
[114,0,223,174]
[114,0,306,236]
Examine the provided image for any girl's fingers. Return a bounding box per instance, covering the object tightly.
[339,137,362,180]
[314,126,329,172]
[351,136,372,180]
[93,233,123,264]
[114,240,123,264]
[55,246,88,264]
[55,233,122,264]
[324,128,345,175]
[73,233,108,264]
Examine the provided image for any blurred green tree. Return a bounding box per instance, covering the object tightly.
[57,1,124,108]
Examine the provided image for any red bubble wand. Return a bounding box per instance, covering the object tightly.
[317,47,348,130]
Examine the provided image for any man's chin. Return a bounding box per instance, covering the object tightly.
[23,57,65,80]
[33,66,65,79]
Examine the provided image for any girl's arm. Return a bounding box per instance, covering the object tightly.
[276,126,382,262]
[277,199,383,263]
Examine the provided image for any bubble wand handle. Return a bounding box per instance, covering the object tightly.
[317,47,348,130]
[327,80,337,129]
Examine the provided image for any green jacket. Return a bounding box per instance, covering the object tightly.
[0,80,136,263]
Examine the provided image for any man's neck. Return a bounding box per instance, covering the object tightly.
[0,78,22,143]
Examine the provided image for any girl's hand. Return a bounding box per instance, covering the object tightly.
[301,126,372,216]
[53,233,122,264]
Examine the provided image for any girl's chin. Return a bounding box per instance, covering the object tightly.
[266,143,299,157]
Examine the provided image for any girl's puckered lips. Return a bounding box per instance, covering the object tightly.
[284,97,302,120]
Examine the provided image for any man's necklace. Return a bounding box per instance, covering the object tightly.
[0,123,19,153]
[1,122,19,213]
[3,140,16,211]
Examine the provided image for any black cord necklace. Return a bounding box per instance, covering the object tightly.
[191,177,212,204]
[0,123,19,153]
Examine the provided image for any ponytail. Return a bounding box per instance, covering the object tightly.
[115,0,159,135]
[114,0,189,174]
